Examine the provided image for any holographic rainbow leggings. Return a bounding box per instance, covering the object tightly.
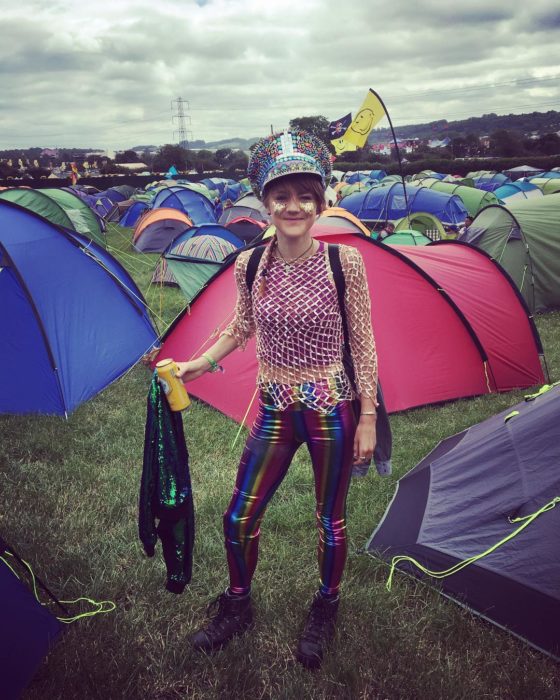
[223,397,356,597]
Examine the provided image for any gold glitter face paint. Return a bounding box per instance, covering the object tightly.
[272,201,287,213]
[299,201,315,214]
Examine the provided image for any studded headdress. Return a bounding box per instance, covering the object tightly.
[247,130,332,199]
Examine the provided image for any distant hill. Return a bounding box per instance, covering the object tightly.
[368,110,560,143]
[180,137,259,151]
[181,110,560,151]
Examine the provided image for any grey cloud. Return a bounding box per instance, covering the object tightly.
[0,0,558,148]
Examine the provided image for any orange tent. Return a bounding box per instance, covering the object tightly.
[132,208,193,252]
[318,207,371,236]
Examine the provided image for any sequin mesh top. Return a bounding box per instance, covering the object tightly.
[223,241,377,413]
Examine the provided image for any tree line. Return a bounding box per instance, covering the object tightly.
[1,111,558,181]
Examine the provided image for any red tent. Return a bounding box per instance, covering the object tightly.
[156,227,545,423]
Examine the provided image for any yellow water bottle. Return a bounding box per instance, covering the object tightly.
[155,359,191,411]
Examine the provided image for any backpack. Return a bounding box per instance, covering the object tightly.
[245,243,392,474]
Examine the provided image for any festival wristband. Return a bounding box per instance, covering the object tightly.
[201,352,223,373]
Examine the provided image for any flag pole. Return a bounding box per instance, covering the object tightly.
[369,89,410,227]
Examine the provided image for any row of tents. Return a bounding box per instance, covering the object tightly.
[1,171,559,666]
[2,163,560,420]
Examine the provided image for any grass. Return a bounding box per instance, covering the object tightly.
[2,225,560,699]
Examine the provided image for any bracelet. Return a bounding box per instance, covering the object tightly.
[360,411,377,416]
[201,352,223,373]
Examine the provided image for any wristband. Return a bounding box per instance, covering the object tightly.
[360,411,377,416]
[201,352,223,373]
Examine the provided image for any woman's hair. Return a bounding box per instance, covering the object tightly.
[256,174,326,297]
[262,173,326,213]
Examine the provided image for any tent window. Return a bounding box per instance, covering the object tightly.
[508,225,522,241]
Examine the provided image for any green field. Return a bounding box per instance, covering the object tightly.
[2,225,559,699]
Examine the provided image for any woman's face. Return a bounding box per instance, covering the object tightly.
[265,181,318,240]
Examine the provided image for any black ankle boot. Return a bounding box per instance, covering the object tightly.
[191,589,253,653]
[295,592,339,669]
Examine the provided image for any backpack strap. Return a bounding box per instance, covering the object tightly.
[245,244,267,294]
[328,242,392,474]
[327,243,356,388]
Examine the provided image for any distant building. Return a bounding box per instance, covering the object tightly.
[117,162,149,172]
[427,138,451,149]
[371,138,420,155]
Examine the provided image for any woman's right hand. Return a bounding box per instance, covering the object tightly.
[175,358,208,383]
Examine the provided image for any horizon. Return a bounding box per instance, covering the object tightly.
[2,107,559,155]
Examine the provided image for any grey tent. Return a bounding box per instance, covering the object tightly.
[368,384,560,660]
[502,165,544,179]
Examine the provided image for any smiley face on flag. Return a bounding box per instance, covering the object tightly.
[351,109,376,135]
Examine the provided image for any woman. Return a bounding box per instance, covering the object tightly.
[176,130,377,669]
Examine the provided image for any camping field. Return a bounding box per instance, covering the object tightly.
[2,225,560,700]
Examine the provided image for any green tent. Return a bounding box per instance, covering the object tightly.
[0,187,104,246]
[418,177,498,216]
[529,178,560,195]
[461,194,560,313]
[382,229,431,246]
[163,234,238,302]
[38,189,103,244]
[395,212,445,240]
[443,175,475,187]
[466,170,495,179]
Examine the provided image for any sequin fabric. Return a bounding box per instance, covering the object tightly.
[247,130,332,198]
[223,242,377,413]
[139,372,195,593]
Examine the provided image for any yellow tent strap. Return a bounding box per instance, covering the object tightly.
[2,552,116,624]
[496,236,509,265]
[232,386,259,450]
[524,382,560,401]
[483,361,492,393]
[519,264,528,294]
[386,496,560,591]
[106,245,155,272]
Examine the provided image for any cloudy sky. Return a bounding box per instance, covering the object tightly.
[1,0,559,150]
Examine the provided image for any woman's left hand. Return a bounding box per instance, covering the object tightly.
[353,417,377,464]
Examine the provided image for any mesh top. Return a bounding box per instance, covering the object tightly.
[223,241,377,413]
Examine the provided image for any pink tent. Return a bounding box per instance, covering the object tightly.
[155,227,545,423]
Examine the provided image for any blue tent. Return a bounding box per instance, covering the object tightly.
[340,183,468,225]
[221,182,244,204]
[473,173,511,192]
[369,169,387,180]
[343,172,372,185]
[152,187,216,225]
[0,201,158,416]
[494,182,543,202]
[0,543,63,699]
[119,200,149,227]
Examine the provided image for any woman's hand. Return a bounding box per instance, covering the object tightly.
[353,415,377,464]
[175,358,209,383]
